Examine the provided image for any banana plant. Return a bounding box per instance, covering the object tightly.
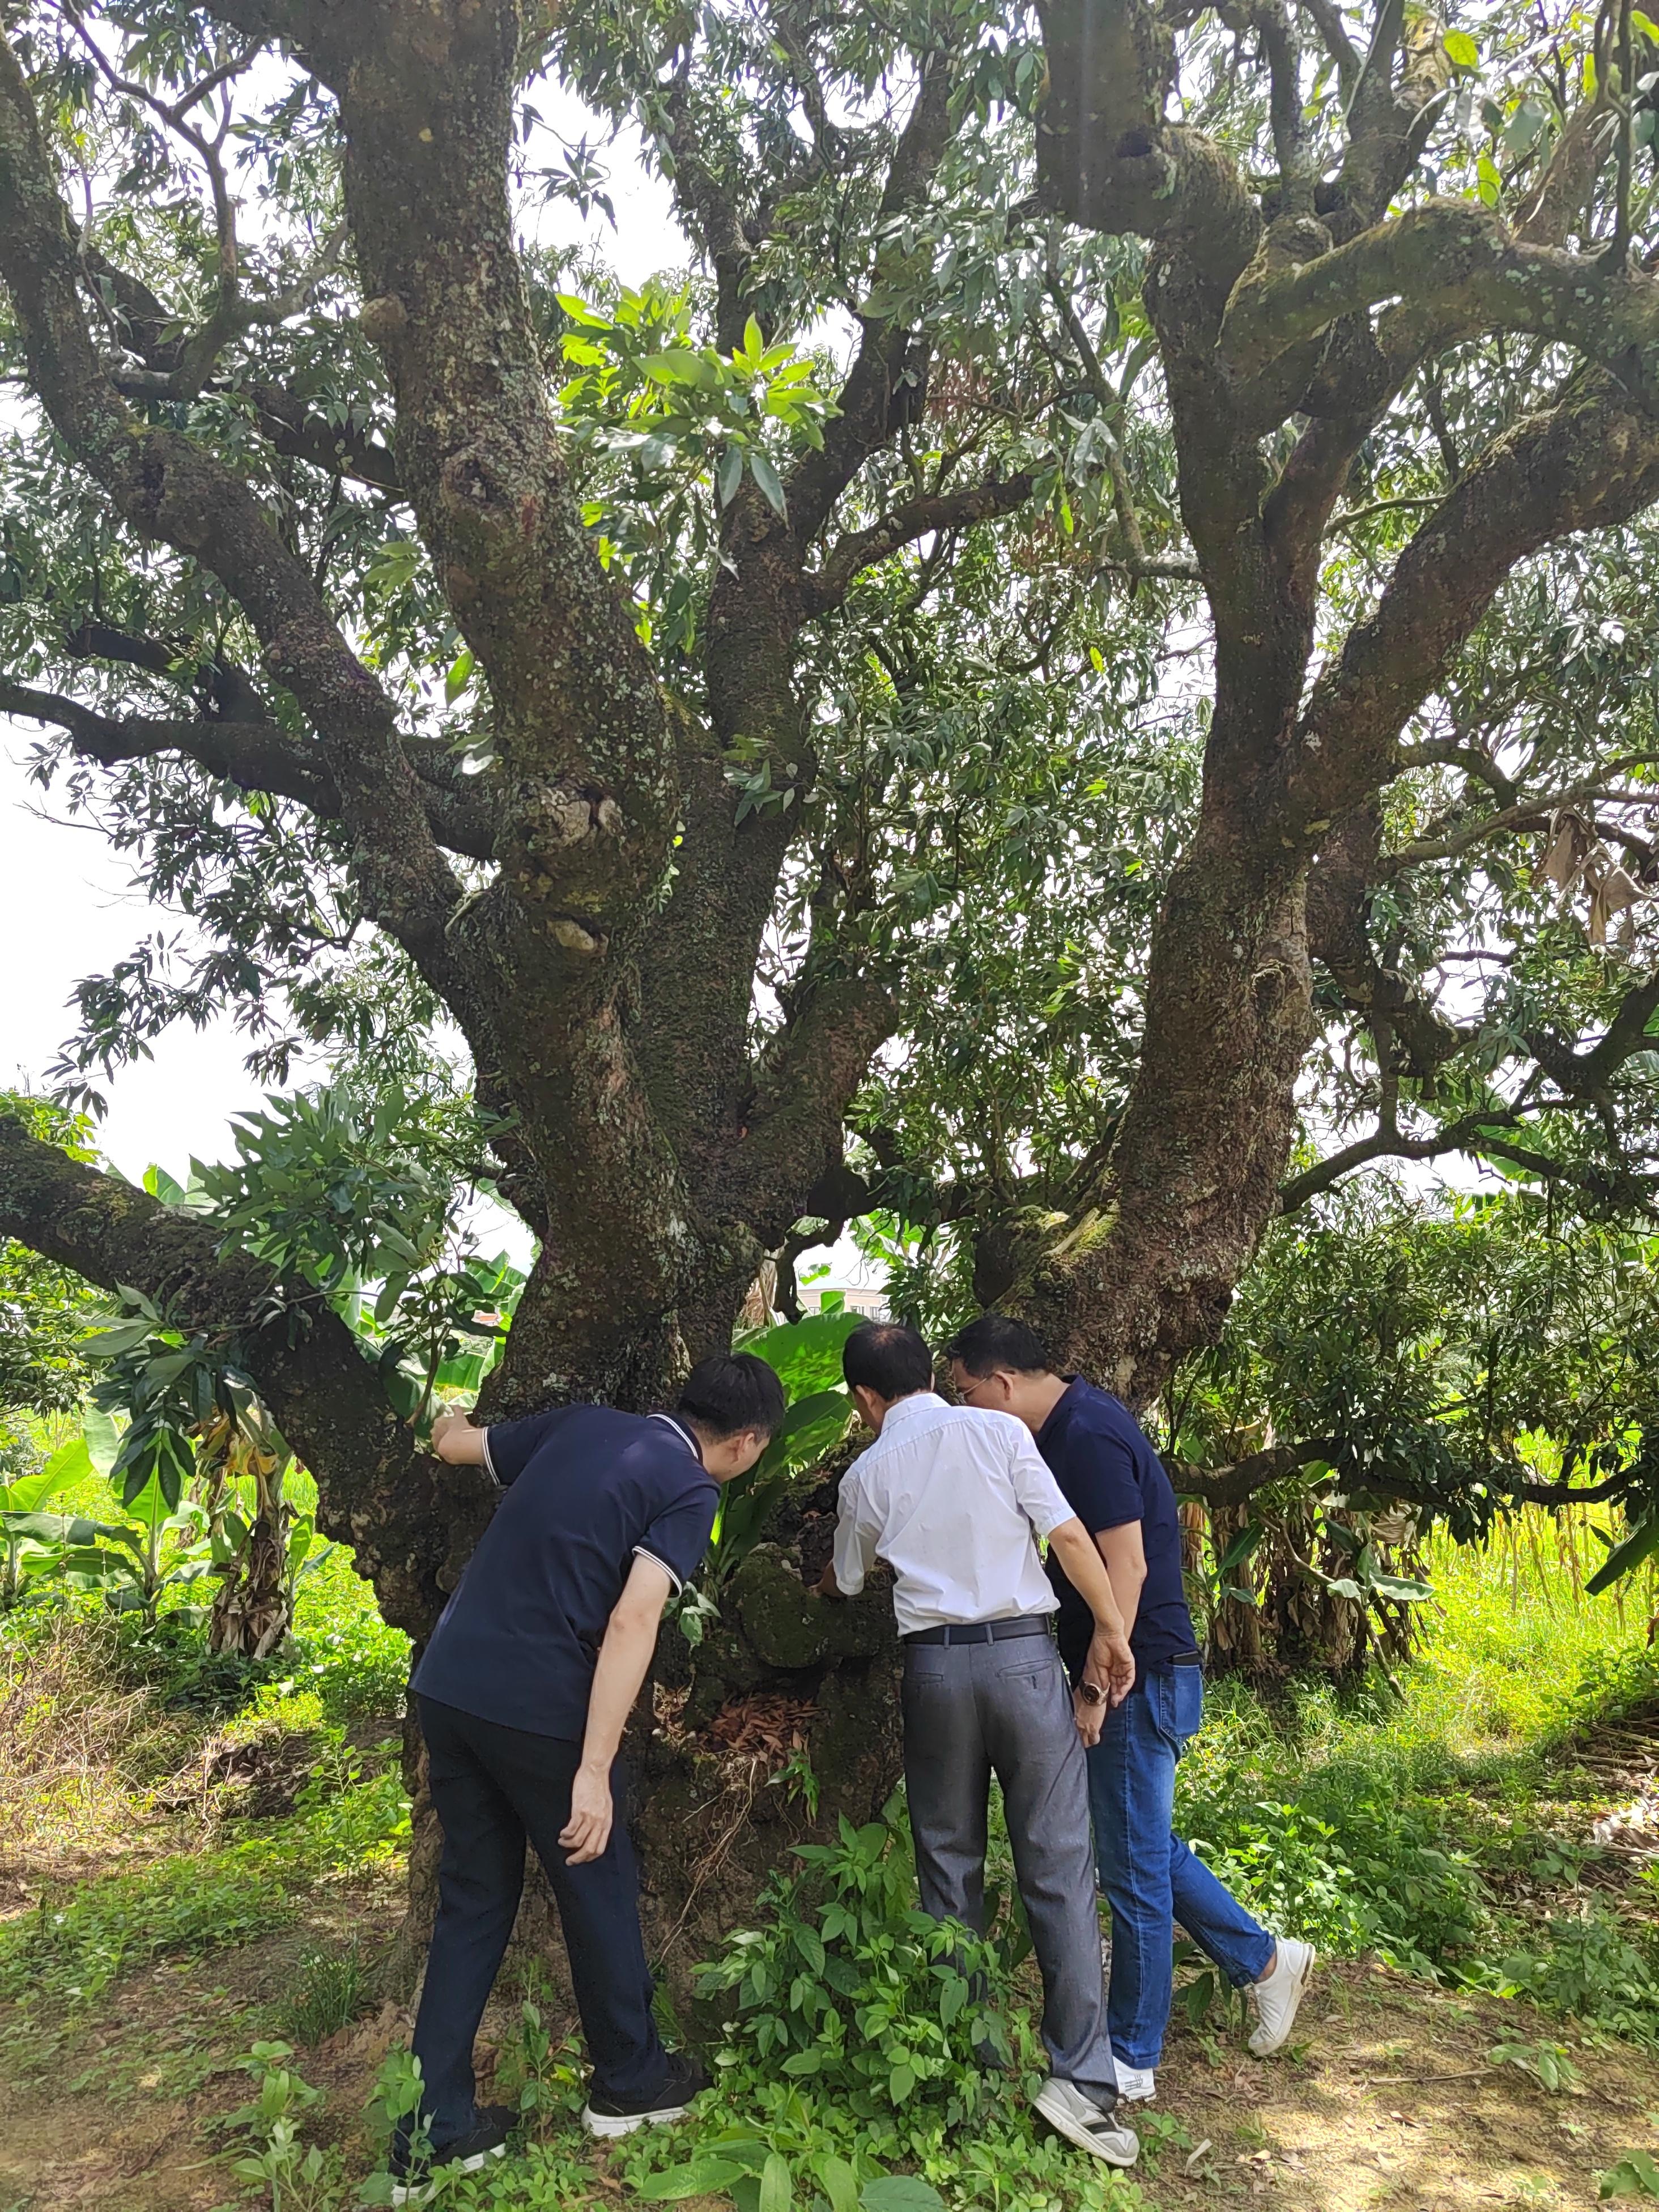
[0,1430,100,1609]
[60,1474,215,1627]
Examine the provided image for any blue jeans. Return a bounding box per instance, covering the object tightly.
[1087,1665,1274,2069]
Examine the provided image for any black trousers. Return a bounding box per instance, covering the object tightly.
[411,1696,667,2145]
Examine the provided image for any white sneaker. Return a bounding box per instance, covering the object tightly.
[1247,1937,1316,2056]
[1113,2060,1156,2103]
[1034,2077,1140,2166]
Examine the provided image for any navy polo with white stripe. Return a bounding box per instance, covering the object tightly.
[412,1407,717,1740]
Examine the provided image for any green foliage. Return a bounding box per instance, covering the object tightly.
[692,1810,1032,2132]
[1601,2152,1659,2201]
[288,1539,412,1724]
[684,1312,861,1624]
[1488,2039,1583,2095]
[222,2043,335,2212]
[554,283,836,649]
[1177,1182,1659,1586]
[1495,1910,1659,2047]
[188,1081,521,1426]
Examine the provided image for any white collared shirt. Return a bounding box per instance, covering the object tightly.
[832,1392,1076,1636]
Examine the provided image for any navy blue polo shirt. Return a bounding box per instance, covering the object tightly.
[1036,1377,1198,1681]
[412,1407,718,1740]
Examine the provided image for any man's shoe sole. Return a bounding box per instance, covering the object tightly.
[1033,2084,1139,2167]
[582,2098,695,2139]
[389,2142,506,2204]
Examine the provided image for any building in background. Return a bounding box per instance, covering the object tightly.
[814,1284,888,1321]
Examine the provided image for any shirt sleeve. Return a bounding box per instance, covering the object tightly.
[633,1487,718,1596]
[480,1410,565,1488]
[831,1469,879,1598]
[1055,1422,1145,1534]
[1005,1420,1084,1538]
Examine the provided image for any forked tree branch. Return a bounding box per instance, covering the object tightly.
[803,474,1037,614]
[1220,198,1659,410]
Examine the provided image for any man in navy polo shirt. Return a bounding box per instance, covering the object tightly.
[946,1316,1314,2105]
[394,1352,785,2200]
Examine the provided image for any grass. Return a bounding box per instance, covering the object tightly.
[1,1510,1658,2210]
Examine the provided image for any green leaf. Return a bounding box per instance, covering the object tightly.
[861,2182,946,2212]
[635,2160,745,2200]
[1217,1520,1265,1577]
[83,1408,120,1478]
[641,349,721,390]
[819,2158,861,2212]
[1600,2150,1659,2200]
[716,441,744,508]
[1502,98,1548,158]
[1476,150,1502,205]
[1368,1572,1435,1603]
[1443,28,1479,67]
[887,2060,916,2102]
[759,2151,794,2212]
[1586,1514,1659,1596]
[444,648,474,704]
[745,1311,865,1399]
[749,449,788,518]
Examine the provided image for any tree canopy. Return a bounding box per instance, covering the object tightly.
[1,0,1658,1636]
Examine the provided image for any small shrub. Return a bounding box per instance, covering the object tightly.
[692,1810,1036,2136]
[1496,1905,1659,2045]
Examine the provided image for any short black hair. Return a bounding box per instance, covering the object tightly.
[842,1321,934,1402]
[678,1352,786,1438]
[942,1313,1052,1378]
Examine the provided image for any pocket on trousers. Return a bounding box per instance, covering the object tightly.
[1147,1666,1203,1755]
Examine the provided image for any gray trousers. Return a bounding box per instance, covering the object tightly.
[901,1634,1116,2095]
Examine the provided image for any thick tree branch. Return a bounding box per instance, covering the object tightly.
[1170,1435,1640,1511]
[204,0,679,941]
[1220,199,1659,412]
[1033,0,1261,301]
[784,54,958,545]
[0,1112,492,1636]
[734,971,899,1240]
[1279,379,1659,843]
[1168,1439,1338,1508]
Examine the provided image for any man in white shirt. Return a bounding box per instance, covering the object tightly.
[818,1321,1141,2168]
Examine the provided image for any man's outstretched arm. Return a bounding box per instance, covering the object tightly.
[560,1555,673,1865]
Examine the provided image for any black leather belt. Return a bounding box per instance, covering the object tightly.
[903,1615,1054,1647]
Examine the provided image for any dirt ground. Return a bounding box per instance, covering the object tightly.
[0,1942,1653,2212]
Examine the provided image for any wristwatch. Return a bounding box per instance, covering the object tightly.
[1077,1678,1106,1706]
